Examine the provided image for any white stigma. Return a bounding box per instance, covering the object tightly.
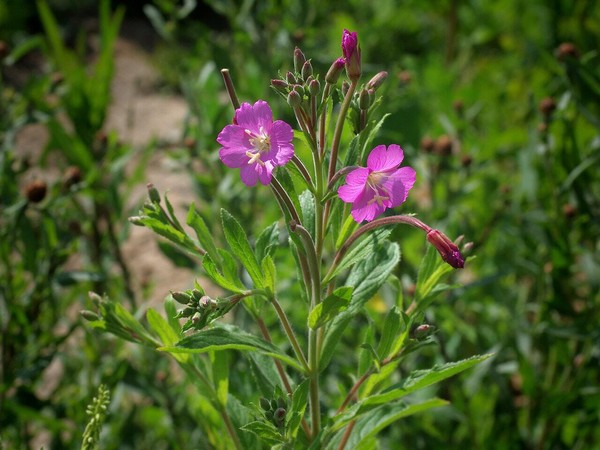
[245,127,270,166]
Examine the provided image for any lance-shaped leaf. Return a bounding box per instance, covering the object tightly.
[308,287,352,329]
[221,209,264,288]
[187,202,220,263]
[320,243,400,370]
[326,398,447,449]
[161,325,305,373]
[331,353,494,432]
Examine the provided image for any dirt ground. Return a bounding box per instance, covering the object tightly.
[15,20,208,310]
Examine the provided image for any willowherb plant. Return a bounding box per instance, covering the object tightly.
[84,29,489,449]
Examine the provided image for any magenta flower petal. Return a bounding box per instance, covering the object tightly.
[386,166,416,205]
[367,144,404,172]
[217,100,294,187]
[338,144,415,222]
[240,164,260,186]
[219,145,251,168]
[338,167,369,203]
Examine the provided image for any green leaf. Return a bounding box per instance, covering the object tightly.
[363,354,494,407]
[327,398,447,449]
[147,309,188,363]
[359,113,391,164]
[261,255,276,293]
[187,203,220,263]
[377,306,402,359]
[308,287,352,329]
[131,214,202,257]
[211,351,230,407]
[342,133,361,168]
[415,245,454,307]
[162,325,305,373]
[255,222,279,263]
[202,254,245,293]
[324,229,392,283]
[221,209,264,288]
[346,242,400,311]
[240,421,284,446]
[335,213,359,250]
[320,244,400,370]
[288,379,310,438]
[299,190,316,239]
[247,352,284,397]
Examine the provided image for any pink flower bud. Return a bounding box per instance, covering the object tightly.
[341,29,361,81]
[426,229,465,268]
[325,57,346,84]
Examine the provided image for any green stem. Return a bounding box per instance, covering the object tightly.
[256,316,312,440]
[271,176,302,225]
[292,155,315,191]
[327,80,358,182]
[323,215,431,284]
[187,363,243,450]
[290,222,322,436]
[271,296,310,372]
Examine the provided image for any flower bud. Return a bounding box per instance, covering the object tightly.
[24,180,47,203]
[0,41,9,60]
[293,84,305,97]
[184,137,196,150]
[129,216,144,226]
[453,99,464,114]
[539,97,556,117]
[413,324,434,339]
[434,135,453,156]
[191,289,204,301]
[273,407,287,427]
[80,310,100,322]
[341,80,350,97]
[308,78,320,97]
[325,57,346,84]
[398,70,412,85]
[359,88,371,111]
[555,42,580,61]
[191,312,202,324]
[426,229,465,269]
[180,307,196,318]
[63,166,82,188]
[171,291,190,305]
[286,71,297,85]
[341,29,361,81]
[199,295,212,309]
[293,47,306,73]
[147,183,161,204]
[301,60,313,81]
[271,79,288,94]
[420,136,435,153]
[287,90,302,108]
[367,71,388,91]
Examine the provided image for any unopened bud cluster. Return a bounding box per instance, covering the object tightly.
[259,396,288,429]
[271,47,321,108]
[172,288,229,332]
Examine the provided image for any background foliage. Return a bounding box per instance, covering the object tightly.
[1,0,599,448]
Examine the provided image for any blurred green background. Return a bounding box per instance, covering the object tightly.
[1,0,599,448]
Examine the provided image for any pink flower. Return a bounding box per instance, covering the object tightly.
[217,100,294,186]
[341,29,361,81]
[338,144,416,222]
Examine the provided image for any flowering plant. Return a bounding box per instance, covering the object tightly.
[85,29,487,448]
